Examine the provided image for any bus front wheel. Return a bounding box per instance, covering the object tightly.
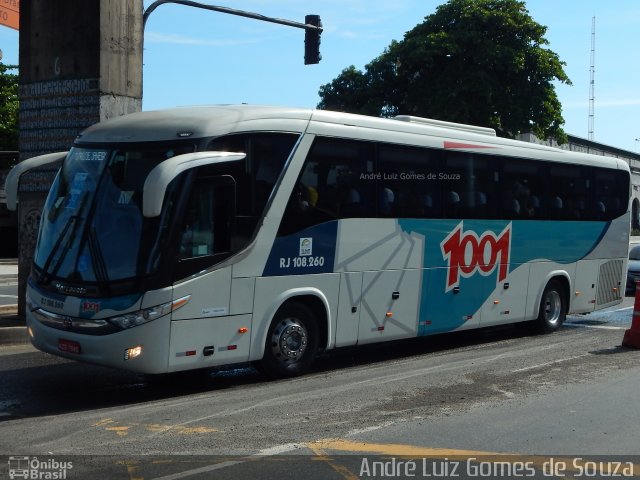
[536,280,566,333]
[258,302,319,378]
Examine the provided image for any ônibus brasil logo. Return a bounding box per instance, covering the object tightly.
[440,222,512,292]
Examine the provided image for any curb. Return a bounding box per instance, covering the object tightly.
[0,326,29,345]
[0,303,18,315]
[0,304,18,315]
[0,305,28,345]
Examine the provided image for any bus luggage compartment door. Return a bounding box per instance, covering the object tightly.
[480,263,529,326]
[357,269,420,344]
[335,272,363,348]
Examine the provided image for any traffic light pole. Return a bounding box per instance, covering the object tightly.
[143,0,322,63]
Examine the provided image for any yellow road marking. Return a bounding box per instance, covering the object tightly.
[307,441,360,480]
[306,439,640,478]
[93,419,217,437]
[105,426,130,437]
[309,438,505,457]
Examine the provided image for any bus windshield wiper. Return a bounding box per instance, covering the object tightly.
[41,193,88,282]
[88,226,110,295]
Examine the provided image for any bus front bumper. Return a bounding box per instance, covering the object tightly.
[26,310,172,374]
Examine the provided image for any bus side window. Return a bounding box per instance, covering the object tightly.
[378,144,441,219]
[178,178,233,260]
[594,169,630,220]
[500,160,540,220]
[278,138,375,236]
[179,184,215,259]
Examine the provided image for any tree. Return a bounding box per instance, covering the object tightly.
[317,0,571,142]
[0,62,19,151]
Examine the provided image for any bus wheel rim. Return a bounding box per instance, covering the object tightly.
[271,317,308,364]
[544,290,562,325]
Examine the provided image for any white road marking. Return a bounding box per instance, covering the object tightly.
[565,323,627,331]
[511,354,589,373]
[150,443,302,480]
[151,460,246,480]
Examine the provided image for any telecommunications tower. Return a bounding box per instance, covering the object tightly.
[588,16,595,141]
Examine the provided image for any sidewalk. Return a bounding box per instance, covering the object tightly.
[0,258,18,286]
[0,258,26,345]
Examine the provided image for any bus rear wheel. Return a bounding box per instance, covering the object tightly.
[536,279,566,333]
[258,302,319,378]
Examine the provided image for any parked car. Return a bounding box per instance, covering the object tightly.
[627,245,640,295]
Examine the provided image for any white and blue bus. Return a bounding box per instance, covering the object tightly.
[6,105,630,377]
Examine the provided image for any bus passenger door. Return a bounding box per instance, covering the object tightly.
[357,269,421,344]
[335,272,362,347]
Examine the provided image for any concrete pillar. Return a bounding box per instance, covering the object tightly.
[16,0,143,315]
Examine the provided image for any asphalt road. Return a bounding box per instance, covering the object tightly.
[0,298,638,479]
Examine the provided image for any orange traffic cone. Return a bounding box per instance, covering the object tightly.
[623,280,640,348]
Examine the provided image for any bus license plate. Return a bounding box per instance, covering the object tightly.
[58,339,82,354]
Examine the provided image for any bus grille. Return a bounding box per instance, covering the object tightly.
[596,259,623,306]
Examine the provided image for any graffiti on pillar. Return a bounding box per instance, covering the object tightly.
[19,78,101,159]
[17,198,43,317]
[18,207,41,264]
[18,166,61,193]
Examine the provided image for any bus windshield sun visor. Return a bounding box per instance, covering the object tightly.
[142,151,246,217]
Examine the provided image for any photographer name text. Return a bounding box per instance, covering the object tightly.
[359,457,635,478]
[360,172,461,181]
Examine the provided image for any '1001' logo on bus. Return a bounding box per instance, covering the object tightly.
[440,222,512,292]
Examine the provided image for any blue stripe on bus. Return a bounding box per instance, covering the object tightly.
[398,219,609,334]
[263,218,609,334]
[262,221,339,276]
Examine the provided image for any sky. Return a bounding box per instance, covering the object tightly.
[0,0,638,152]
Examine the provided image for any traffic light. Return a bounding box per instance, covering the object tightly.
[304,15,322,65]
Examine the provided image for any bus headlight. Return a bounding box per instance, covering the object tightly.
[108,295,190,329]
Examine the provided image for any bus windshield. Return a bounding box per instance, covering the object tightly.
[33,144,194,287]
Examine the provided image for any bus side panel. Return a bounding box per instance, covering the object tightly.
[334,219,425,272]
[357,269,421,344]
[230,277,256,315]
[334,218,426,344]
[480,263,530,327]
[419,266,481,335]
[335,272,362,348]
[168,314,252,372]
[172,267,232,320]
[572,260,599,314]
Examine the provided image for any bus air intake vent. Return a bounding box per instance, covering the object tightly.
[596,259,623,306]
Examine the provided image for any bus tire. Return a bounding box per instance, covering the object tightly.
[258,302,319,378]
[536,279,566,333]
